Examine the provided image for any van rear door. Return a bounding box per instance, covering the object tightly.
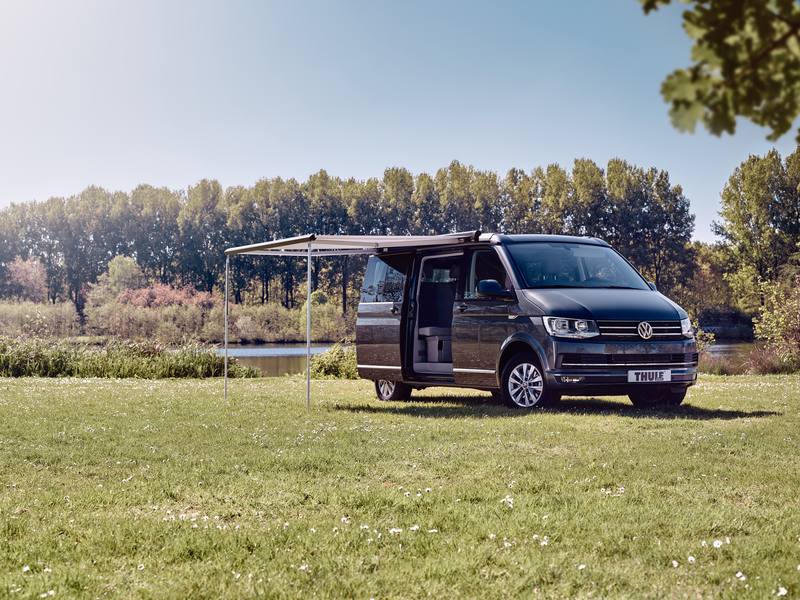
[356,253,412,382]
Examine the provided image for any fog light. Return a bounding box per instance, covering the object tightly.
[561,376,585,383]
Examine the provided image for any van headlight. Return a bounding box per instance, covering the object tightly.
[543,317,600,339]
[681,317,693,338]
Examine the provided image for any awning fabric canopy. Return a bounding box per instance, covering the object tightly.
[225,231,482,257]
[222,230,482,406]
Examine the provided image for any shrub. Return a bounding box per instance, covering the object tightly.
[0,301,80,337]
[0,336,258,379]
[743,343,800,375]
[753,276,800,363]
[697,353,742,375]
[310,341,358,379]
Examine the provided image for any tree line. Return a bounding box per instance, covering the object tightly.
[0,157,698,315]
[2,150,797,326]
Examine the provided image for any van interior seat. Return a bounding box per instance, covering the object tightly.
[418,326,450,337]
[417,282,456,332]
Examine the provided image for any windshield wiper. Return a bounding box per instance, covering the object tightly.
[599,285,639,290]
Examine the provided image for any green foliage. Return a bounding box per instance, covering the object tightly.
[310,290,329,305]
[723,266,762,312]
[0,301,80,337]
[716,149,795,282]
[753,276,800,362]
[310,341,358,379]
[0,336,257,378]
[1,376,799,597]
[693,327,716,355]
[105,255,143,295]
[641,0,800,142]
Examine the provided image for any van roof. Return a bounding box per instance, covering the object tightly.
[481,233,609,246]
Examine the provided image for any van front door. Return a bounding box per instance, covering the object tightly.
[356,253,412,382]
[452,248,511,388]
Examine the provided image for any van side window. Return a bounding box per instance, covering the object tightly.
[464,250,508,299]
[360,254,409,302]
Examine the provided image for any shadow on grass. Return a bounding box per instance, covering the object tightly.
[328,394,779,421]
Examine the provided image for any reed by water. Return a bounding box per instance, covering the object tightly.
[0,336,258,379]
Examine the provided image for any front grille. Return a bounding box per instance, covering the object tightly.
[597,320,684,341]
[560,353,698,369]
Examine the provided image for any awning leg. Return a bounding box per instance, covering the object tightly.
[224,256,229,402]
[307,242,311,409]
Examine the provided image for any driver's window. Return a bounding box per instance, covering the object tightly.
[465,250,508,300]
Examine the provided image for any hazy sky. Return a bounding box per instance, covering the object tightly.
[1,0,798,243]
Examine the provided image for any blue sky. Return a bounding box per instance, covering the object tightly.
[1,0,797,243]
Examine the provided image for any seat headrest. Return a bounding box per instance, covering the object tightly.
[543,255,563,275]
[449,264,460,279]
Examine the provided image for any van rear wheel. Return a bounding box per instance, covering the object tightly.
[374,380,412,402]
[500,353,556,409]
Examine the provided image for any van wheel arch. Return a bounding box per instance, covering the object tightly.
[497,340,544,386]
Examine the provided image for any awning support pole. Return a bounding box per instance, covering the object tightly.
[306,242,311,409]
[224,256,229,402]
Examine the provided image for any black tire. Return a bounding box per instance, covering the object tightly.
[628,387,686,408]
[374,380,412,402]
[500,352,556,409]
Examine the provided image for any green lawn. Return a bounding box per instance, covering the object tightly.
[1,375,799,598]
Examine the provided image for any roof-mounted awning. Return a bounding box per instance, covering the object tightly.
[225,230,482,257]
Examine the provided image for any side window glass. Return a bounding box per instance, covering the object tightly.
[465,250,508,300]
[360,255,408,302]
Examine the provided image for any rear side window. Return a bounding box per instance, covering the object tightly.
[360,254,410,302]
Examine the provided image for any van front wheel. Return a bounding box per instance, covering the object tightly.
[501,353,555,409]
[374,380,412,402]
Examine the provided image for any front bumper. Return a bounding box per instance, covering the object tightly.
[543,339,698,396]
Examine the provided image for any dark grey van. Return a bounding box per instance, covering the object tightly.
[356,233,697,409]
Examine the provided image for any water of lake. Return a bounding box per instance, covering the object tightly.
[706,342,754,370]
[218,343,332,377]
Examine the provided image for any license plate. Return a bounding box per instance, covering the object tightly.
[628,369,671,383]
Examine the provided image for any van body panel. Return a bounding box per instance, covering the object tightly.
[521,288,684,321]
[356,252,413,382]
[356,302,404,381]
[452,300,508,387]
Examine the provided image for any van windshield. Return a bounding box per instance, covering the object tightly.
[505,242,650,290]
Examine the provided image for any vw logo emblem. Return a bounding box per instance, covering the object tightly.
[638,322,653,339]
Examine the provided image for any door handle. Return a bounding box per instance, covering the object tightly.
[390,304,400,315]
[457,303,468,312]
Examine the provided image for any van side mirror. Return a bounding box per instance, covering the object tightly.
[477,279,511,298]
[648,281,657,291]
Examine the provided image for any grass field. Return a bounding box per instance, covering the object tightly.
[1,375,799,599]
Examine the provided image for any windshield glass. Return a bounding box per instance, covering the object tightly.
[505,242,649,290]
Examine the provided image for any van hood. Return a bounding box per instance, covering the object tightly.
[520,288,686,320]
